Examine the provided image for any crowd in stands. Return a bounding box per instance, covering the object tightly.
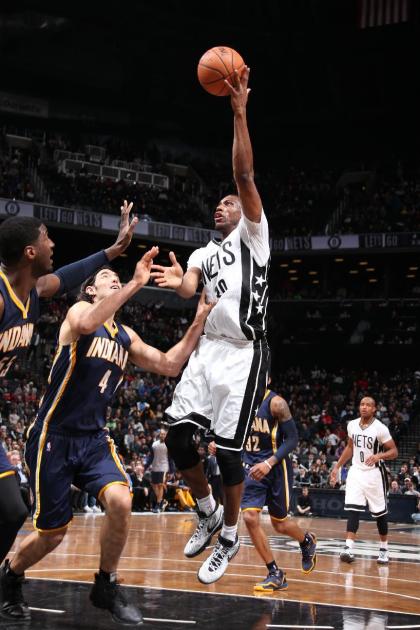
[3,127,420,237]
[339,170,420,234]
[0,138,35,203]
[270,299,420,346]
[1,293,419,516]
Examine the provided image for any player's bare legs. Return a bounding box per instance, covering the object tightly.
[1,529,66,620]
[90,484,143,625]
[8,529,65,577]
[180,462,210,499]
[98,484,132,573]
[242,510,273,563]
[223,482,243,526]
[242,510,316,585]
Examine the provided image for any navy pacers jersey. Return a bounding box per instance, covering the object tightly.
[0,270,39,378]
[243,389,278,465]
[0,270,39,474]
[36,321,130,433]
[242,389,293,519]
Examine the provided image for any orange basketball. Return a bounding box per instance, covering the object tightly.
[197,46,245,96]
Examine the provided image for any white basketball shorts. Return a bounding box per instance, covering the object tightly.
[165,333,269,451]
[344,465,388,517]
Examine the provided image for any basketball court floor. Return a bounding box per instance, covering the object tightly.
[3,513,420,629]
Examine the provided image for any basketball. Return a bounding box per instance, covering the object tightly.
[197,46,245,96]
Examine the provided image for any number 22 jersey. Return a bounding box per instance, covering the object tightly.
[36,322,131,433]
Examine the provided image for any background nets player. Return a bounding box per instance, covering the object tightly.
[330,396,398,564]
[1,253,213,625]
[0,201,136,620]
[240,388,316,591]
[151,67,270,584]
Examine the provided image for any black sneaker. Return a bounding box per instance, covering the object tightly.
[90,573,143,626]
[0,560,31,621]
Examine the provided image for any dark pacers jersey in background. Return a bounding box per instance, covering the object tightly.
[243,389,279,465]
[0,270,39,378]
[0,270,39,474]
[36,321,131,433]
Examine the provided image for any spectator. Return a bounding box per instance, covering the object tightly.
[296,487,313,517]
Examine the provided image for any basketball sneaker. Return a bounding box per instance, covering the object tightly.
[0,560,30,621]
[197,534,240,584]
[184,503,223,558]
[90,572,143,626]
[254,569,288,592]
[377,548,389,564]
[300,531,317,573]
[340,546,355,563]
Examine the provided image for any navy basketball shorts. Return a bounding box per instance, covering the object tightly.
[151,471,165,484]
[25,425,131,532]
[241,458,293,521]
[0,444,14,478]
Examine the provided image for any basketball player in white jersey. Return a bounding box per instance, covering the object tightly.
[151,67,270,584]
[330,397,398,564]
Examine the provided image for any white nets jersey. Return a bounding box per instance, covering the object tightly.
[187,212,270,341]
[347,418,392,471]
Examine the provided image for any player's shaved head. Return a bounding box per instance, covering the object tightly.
[360,396,376,407]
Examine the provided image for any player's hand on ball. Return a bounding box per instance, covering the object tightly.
[133,246,159,287]
[151,251,183,289]
[224,66,251,113]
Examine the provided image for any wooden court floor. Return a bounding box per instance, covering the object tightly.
[8,513,420,627]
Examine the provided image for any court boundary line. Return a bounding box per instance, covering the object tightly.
[13,549,420,585]
[25,570,420,606]
[14,547,418,592]
[26,577,420,618]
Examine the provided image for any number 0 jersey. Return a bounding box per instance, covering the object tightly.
[36,321,131,433]
[347,417,392,471]
[243,389,280,465]
[187,212,270,342]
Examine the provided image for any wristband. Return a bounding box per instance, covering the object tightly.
[264,460,272,471]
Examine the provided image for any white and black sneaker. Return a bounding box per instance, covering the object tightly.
[197,534,240,584]
[377,548,389,564]
[184,504,223,558]
[340,546,355,563]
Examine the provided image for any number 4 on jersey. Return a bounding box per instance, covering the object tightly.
[98,369,112,394]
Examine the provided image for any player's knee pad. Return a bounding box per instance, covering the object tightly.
[346,510,360,533]
[376,514,388,536]
[216,448,244,486]
[165,424,200,471]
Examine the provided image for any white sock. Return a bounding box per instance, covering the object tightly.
[221,523,238,543]
[380,541,388,550]
[196,494,216,516]
[345,538,354,549]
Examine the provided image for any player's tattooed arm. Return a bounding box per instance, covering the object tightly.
[250,396,297,481]
[271,396,292,424]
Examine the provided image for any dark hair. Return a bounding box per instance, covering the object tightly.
[0,217,42,265]
[77,265,115,303]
